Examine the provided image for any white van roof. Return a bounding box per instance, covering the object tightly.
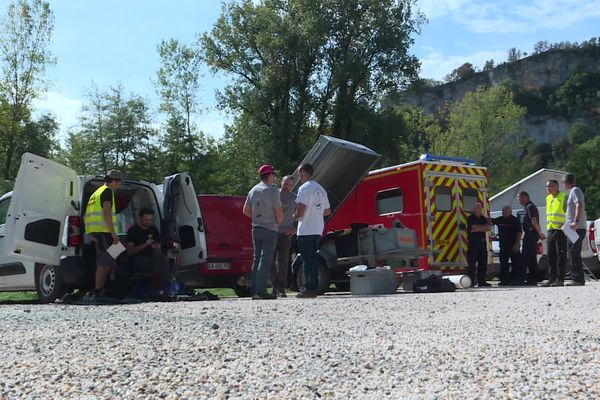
[490,168,567,212]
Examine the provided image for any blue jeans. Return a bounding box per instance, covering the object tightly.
[297,235,321,292]
[251,227,278,295]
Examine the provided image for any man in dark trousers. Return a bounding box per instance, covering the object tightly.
[562,173,588,286]
[467,203,492,287]
[517,191,546,285]
[542,179,567,287]
[492,205,522,285]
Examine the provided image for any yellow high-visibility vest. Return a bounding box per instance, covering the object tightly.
[546,192,567,230]
[84,184,117,234]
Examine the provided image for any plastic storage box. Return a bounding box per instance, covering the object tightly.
[348,268,398,295]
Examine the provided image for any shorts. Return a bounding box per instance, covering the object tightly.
[92,233,117,268]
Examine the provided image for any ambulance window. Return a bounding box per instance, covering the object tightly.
[376,188,403,215]
[463,188,479,212]
[435,186,452,212]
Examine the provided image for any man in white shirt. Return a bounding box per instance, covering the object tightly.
[293,163,331,298]
[562,173,587,286]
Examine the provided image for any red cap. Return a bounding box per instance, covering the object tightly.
[259,164,275,175]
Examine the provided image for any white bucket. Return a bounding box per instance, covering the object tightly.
[446,274,472,289]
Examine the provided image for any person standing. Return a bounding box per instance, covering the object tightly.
[517,191,545,285]
[83,170,124,300]
[243,164,283,300]
[294,163,331,298]
[492,205,522,285]
[542,179,567,287]
[270,175,296,298]
[466,203,492,287]
[562,174,587,286]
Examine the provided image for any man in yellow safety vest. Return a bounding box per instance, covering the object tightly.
[83,170,124,300]
[541,179,567,287]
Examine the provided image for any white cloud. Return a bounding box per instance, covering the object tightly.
[32,91,82,143]
[420,0,600,34]
[417,0,470,19]
[198,109,231,139]
[419,49,507,81]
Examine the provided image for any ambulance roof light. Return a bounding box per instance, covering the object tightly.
[419,154,477,165]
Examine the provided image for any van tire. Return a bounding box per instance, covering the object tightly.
[35,263,66,303]
[295,258,330,294]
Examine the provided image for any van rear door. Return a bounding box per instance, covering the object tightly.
[2,153,77,266]
[163,173,207,267]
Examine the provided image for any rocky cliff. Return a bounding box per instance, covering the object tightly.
[403,47,600,144]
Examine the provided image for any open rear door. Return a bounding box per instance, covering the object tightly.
[291,136,382,220]
[163,173,207,268]
[3,153,77,266]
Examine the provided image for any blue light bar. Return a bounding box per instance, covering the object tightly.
[419,154,477,165]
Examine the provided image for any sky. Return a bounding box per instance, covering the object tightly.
[2,0,600,143]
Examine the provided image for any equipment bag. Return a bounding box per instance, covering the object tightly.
[413,275,456,293]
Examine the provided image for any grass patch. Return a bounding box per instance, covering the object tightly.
[0,291,39,303]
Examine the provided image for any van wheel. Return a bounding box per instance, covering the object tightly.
[295,258,330,294]
[35,264,66,303]
[233,284,252,298]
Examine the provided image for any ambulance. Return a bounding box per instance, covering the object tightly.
[326,154,492,275]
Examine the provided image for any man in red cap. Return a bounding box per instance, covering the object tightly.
[243,164,283,299]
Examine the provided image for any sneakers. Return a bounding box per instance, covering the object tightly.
[296,291,317,298]
[541,280,564,287]
[566,280,585,286]
[252,291,276,300]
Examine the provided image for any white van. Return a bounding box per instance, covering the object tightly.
[0,153,207,302]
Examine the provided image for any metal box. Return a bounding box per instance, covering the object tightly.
[348,268,397,295]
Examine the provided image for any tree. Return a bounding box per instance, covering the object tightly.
[436,84,526,192]
[567,136,600,218]
[445,62,476,82]
[155,39,204,169]
[533,40,550,54]
[66,84,157,179]
[0,0,55,180]
[483,59,495,72]
[202,0,423,185]
[507,47,522,63]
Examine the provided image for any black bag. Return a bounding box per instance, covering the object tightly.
[413,275,456,293]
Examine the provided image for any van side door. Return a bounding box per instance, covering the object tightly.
[163,173,207,268]
[1,153,77,266]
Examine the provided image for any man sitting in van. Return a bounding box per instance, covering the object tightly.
[83,169,124,301]
[125,208,170,291]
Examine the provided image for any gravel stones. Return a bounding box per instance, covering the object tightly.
[1,283,599,399]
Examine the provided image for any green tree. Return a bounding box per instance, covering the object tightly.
[0,0,55,180]
[567,136,600,218]
[202,0,423,186]
[445,62,476,82]
[66,84,157,179]
[436,84,526,192]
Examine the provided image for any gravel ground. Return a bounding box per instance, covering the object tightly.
[1,283,599,400]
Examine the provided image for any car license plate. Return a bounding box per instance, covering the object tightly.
[207,262,231,270]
